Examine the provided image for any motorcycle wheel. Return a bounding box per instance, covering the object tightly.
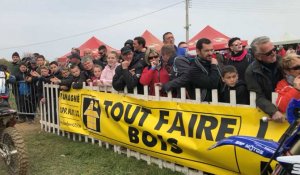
[1,127,28,175]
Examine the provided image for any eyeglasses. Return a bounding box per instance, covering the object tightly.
[260,47,277,56]
[289,65,300,71]
[148,55,159,60]
[233,43,242,47]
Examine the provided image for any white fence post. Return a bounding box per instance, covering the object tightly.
[45,84,51,132]
[249,91,256,107]
[272,92,278,105]
[144,85,149,101]
[55,85,60,135]
[50,84,55,134]
[180,88,186,102]
[155,86,160,101]
[211,89,218,104]
[195,88,201,102]
[229,90,236,105]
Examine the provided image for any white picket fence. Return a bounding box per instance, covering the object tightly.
[39,83,278,175]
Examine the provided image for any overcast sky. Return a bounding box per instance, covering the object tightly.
[0,0,300,61]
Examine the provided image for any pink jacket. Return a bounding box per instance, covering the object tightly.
[100,63,119,86]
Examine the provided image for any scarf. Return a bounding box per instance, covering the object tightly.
[230,49,248,61]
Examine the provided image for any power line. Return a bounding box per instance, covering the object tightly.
[0,1,184,51]
[192,1,300,12]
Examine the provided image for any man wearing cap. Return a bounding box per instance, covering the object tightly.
[112,46,144,94]
[67,53,84,71]
[124,39,134,51]
[225,37,254,82]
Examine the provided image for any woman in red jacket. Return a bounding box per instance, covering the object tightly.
[140,48,170,96]
[276,53,300,112]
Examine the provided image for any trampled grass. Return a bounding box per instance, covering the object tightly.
[0,124,184,175]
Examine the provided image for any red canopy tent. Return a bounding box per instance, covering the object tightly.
[141,30,163,51]
[57,36,118,65]
[188,25,247,51]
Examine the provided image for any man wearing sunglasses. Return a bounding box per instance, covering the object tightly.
[245,36,284,122]
[94,45,108,68]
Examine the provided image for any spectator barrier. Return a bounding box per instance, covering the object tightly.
[39,83,287,175]
[10,82,39,116]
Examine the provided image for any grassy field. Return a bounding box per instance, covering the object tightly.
[0,123,183,175]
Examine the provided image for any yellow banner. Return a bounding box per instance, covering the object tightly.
[59,89,289,175]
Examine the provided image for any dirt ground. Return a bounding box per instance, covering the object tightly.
[15,119,40,135]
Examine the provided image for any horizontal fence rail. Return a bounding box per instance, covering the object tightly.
[40,83,279,175]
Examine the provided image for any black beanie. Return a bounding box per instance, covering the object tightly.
[12,52,20,57]
[228,37,241,47]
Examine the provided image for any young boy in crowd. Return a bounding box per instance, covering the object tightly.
[50,66,72,91]
[70,65,86,89]
[49,61,62,79]
[15,62,34,122]
[218,65,249,105]
[30,66,51,103]
[59,67,72,90]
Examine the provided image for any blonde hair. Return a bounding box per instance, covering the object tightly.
[109,51,118,58]
[40,65,49,70]
[61,66,70,72]
[145,47,159,65]
[286,49,296,56]
[281,53,300,70]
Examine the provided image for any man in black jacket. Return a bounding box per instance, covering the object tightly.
[245,36,284,122]
[94,45,108,68]
[10,52,21,76]
[189,38,221,102]
[49,61,63,79]
[112,46,144,94]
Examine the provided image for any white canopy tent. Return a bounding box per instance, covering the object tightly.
[273,39,300,45]
[273,32,300,45]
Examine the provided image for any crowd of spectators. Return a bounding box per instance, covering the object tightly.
[6,32,300,123]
